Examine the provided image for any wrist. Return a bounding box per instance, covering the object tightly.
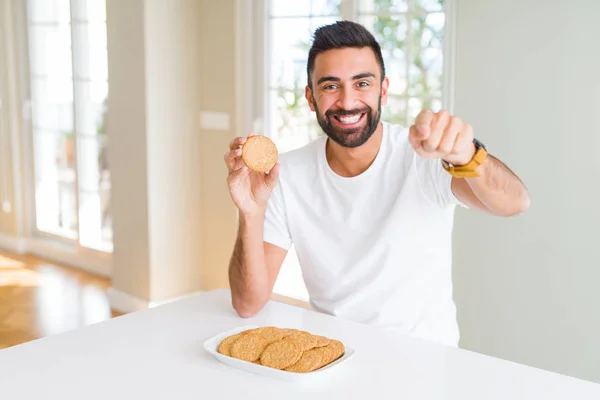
[444,142,476,167]
[442,138,488,178]
[239,209,265,225]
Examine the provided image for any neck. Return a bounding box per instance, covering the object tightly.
[326,122,384,177]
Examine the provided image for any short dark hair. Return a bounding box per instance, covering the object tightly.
[307,20,385,88]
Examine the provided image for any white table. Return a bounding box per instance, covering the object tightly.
[1,288,599,399]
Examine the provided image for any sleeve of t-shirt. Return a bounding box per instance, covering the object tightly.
[417,156,470,209]
[263,182,292,250]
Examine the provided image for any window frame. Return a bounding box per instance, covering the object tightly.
[239,0,458,302]
[22,0,113,254]
[247,0,457,139]
[0,0,114,278]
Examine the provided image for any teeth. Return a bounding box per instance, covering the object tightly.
[338,114,361,124]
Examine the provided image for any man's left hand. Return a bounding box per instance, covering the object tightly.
[409,109,476,166]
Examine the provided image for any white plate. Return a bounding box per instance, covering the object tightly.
[203,325,355,381]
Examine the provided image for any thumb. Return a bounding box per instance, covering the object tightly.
[264,163,280,190]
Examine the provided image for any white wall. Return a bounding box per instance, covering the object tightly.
[144,0,204,300]
[107,0,207,304]
[106,0,239,308]
[452,0,600,384]
[105,0,152,301]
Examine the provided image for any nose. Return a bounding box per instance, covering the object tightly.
[336,87,358,111]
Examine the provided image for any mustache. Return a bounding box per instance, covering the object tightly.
[325,107,371,117]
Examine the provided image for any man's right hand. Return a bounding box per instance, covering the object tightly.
[224,133,280,217]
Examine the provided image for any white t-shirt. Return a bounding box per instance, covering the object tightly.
[263,121,467,347]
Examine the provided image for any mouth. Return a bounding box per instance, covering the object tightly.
[331,113,366,129]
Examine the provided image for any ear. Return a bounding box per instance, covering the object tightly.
[380,76,390,106]
[305,85,316,112]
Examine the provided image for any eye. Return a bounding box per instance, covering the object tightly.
[357,81,369,88]
[323,84,338,90]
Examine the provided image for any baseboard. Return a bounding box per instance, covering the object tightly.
[0,232,28,253]
[107,287,150,314]
[148,291,204,308]
[108,287,204,314]
[0,232,111,277]
[26,237,111,278]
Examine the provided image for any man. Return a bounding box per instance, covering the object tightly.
[223,21,530,347]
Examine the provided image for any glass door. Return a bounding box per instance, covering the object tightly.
[26,0,112,252]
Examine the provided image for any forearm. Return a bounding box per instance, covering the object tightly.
[466,154,530,216]
[228,212,270,316]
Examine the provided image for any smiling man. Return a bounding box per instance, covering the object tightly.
[224,21,530,347]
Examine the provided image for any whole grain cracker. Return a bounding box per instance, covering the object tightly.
[315,345,335,368]
[241,135,278,173]
[328,339,345,364]
[284,331,318,351]
[313,335,331,348]
[229,333,269,362]
[316,346,339,370]
[284,347,324,373]
[260,339,302,370]
[256,327,286,343]
[217,333,243,356]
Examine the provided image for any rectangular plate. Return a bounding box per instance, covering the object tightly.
[203,325,355,381]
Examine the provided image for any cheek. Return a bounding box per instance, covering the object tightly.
[315,94,336,113]
[363,92,381,109]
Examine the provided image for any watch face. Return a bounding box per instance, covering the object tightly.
[473,138,486,150]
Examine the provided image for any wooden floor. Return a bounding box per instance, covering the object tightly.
[0,250,121,350]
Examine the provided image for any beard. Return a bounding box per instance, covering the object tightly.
[313,95,381,149]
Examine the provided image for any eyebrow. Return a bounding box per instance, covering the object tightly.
[316,72,376,85]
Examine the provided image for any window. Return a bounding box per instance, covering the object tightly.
[266,1,342,154]
[259,0,454,302]
[26,0,111,252]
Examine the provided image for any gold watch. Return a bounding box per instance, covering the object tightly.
[442,138,487,178]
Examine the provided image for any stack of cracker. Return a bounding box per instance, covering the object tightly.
[217,326,345,373]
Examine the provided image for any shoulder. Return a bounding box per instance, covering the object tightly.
[382,120,411,149]
[276,135,324,174]
[381,120,442,179]
[380,121,415,168]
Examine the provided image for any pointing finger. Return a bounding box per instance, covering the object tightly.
[409,125,427,157]
[414,109,434,139]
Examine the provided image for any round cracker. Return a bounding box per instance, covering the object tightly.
[284,347,324,373]
[315,345,335,368]
[327,339,345,364]
[241,135,278,173]
[260,339,302,370]
[240,326,276,336]
[280,328,299,337]
[255,327,286,343]
[229,333,269,362]
[285,331,318,351]
[217,333,243,356]
[313,335,331,348]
